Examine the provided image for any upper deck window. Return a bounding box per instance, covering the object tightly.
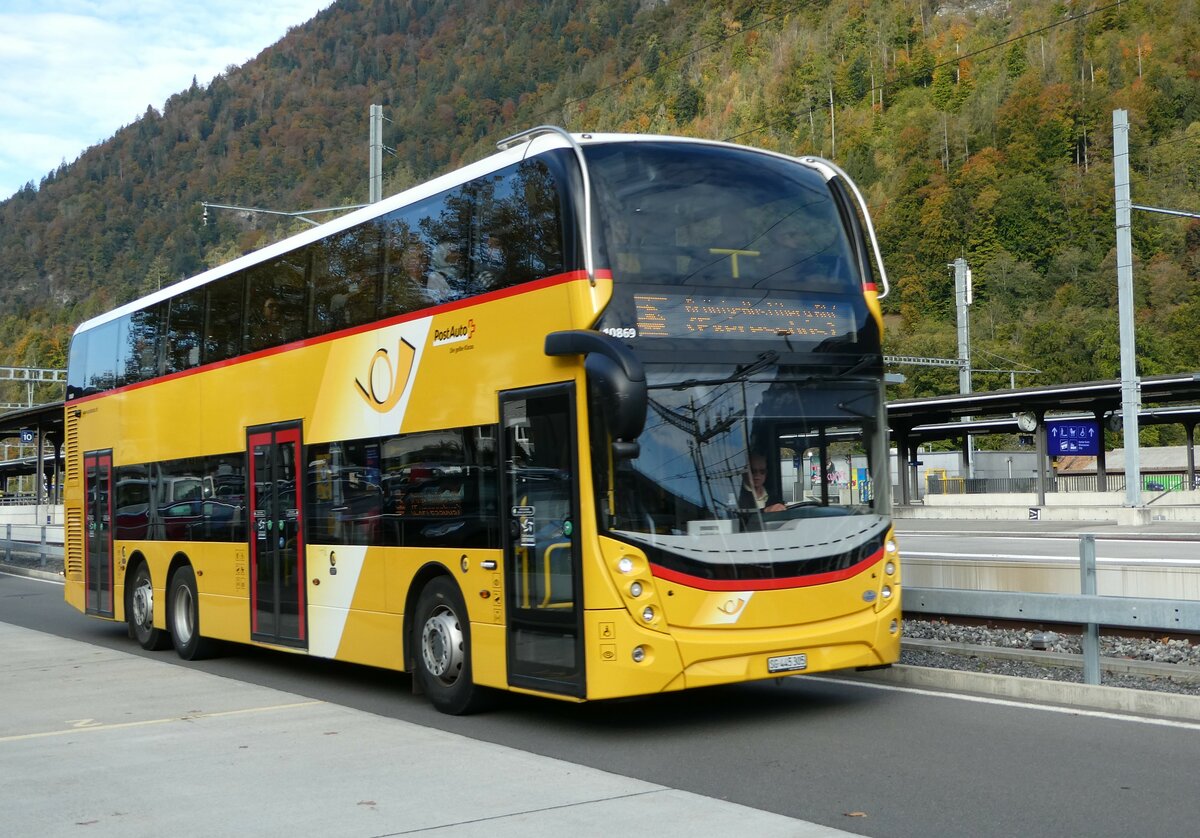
[66,154,569,400]
[587,142,877,359]
[586,142,859,293]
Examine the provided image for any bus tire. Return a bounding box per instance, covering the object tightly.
[167,565,216,661]
[127,562,171,651]
[413,576,490,715]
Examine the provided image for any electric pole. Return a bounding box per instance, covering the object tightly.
[953,257,974,478]
[1113,109,1142,507]
[369,104,383,203]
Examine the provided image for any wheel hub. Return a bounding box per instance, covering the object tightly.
[132,580,153,627]
[172,584,194,645]
[421,607,464,684]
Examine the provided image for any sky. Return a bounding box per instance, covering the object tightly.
[0,0,333,201]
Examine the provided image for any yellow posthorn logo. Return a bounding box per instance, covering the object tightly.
[700,591,754,624]
[716,597,747,616]
[355,338,416,412]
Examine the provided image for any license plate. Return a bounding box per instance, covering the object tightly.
[767,653,808,673]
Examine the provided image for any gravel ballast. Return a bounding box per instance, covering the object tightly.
[901,619,1200,696]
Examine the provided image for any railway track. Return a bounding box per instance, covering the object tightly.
[899,619,1200,695]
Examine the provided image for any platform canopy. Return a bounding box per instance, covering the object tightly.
[887,372,1200,440]
[0,401,64,494]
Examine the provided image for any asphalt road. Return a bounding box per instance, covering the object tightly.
[5,570,1200,838]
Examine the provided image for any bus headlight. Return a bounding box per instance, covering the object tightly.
[881,585,893,600]
[618,557,635,574]
[632,646,647,663]
[642,606,655,623]
[885,560,896,576]
[629,581,643,598]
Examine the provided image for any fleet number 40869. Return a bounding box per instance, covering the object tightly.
[602,327,638,339]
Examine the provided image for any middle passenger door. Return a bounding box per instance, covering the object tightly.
[248,423,308,648]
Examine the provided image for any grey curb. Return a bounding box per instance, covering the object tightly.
[834,663,1200,722]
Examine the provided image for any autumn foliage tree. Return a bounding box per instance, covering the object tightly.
[0,0,1197,416]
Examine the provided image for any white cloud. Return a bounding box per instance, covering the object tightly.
[0,0,331,199]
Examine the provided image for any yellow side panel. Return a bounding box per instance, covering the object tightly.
[327,609,405,670]
[471,623,509,689]
[582,609,686,700]
[64,570,86,612]
[190,543,249,599]
[199,593,252,643]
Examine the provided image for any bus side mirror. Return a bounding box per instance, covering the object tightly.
[584,352,643,459]
[545,330,646,459]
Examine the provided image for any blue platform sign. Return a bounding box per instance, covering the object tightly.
[19,429,35,444]
[1046,419,1100,455]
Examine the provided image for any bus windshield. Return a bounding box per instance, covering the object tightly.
[596,366,890,583]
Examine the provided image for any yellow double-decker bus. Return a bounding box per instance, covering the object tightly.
[64,127,900,713]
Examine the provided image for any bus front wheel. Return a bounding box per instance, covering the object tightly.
[127,562,170,651]
[413,577,490,715]
[168,565,216,661]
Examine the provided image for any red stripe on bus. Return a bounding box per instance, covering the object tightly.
[277,426,307,641]
[649,547,883,592]
[102,453,113,613]
[247,433,266,635]
[67,270,611,405]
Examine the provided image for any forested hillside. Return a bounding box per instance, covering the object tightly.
[1,0,1197,410]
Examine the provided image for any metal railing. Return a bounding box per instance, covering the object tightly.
[903,534,1200,684]
[928,476,1040,494]
[924,473,1200,495]
[0,494,43,506]
[2,524,61,568]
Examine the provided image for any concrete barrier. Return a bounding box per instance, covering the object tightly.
[896,492,1200,523]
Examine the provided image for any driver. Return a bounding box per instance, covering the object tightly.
[739,453,786,513]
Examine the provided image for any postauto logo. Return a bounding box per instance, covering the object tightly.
[432,319,476,347]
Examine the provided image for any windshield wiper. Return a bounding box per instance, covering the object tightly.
[837,390,877,419]
[661,350,780,391]
[837,355,879,378]
[733,350,779,380]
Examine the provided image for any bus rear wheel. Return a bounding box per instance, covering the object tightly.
[127,562,170,651]
[413,577,490,715]
[168,565,216,661]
